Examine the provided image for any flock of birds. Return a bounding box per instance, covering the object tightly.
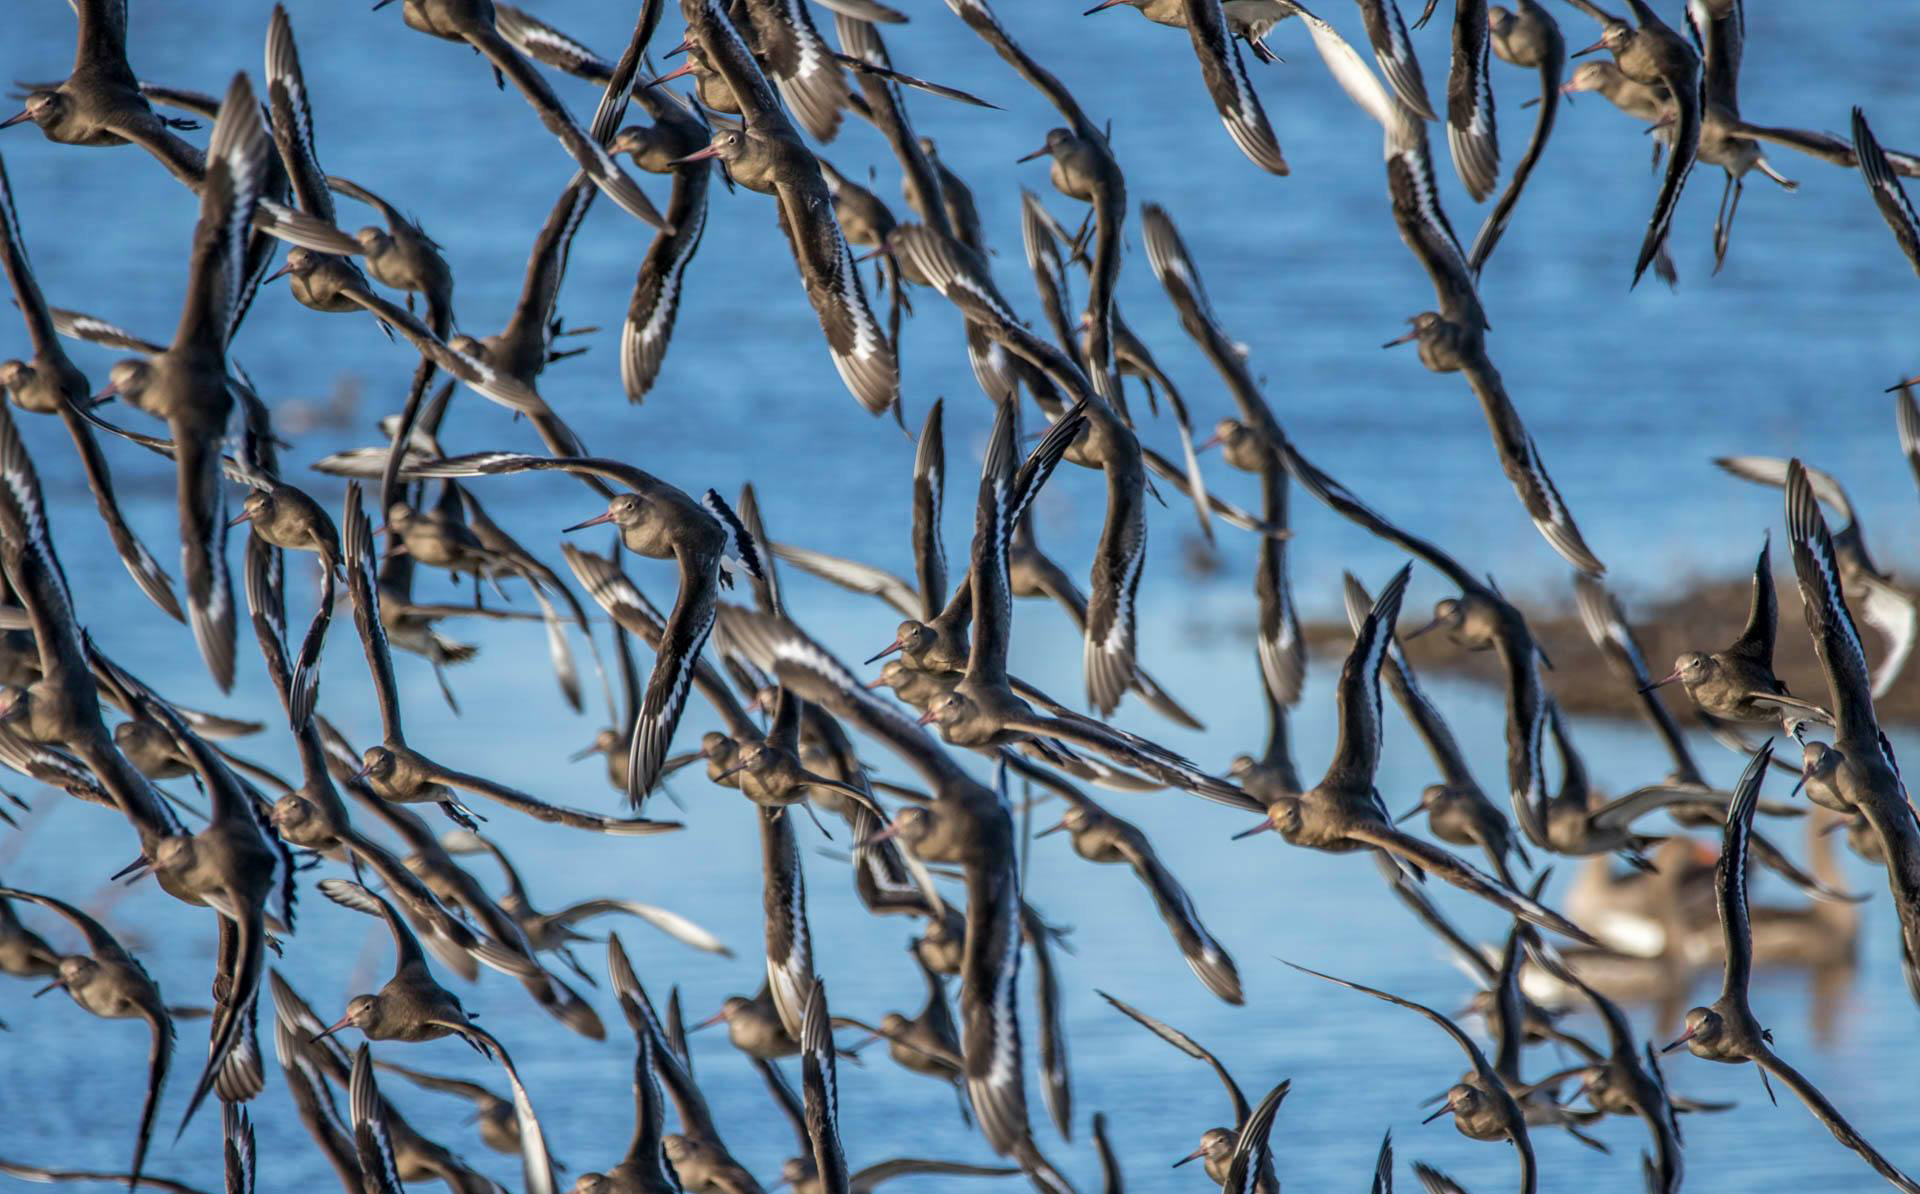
[1,0,1919,1191]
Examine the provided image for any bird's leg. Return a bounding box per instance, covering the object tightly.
[1616,847,1657,874]
[1728,172,1743,247]
[1564,1125,1610,1153]
[1755,157,1797,191]
[557,945,595,987]
[655,777,689,812]
[1712,175,1741,275]
[798,799,835,841]
[1068,210,1095,266]
[1142,471,1164,507]
[157,786,209,823]
[430,660,461,714]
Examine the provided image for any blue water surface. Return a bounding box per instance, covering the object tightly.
[2,2,1919,1191]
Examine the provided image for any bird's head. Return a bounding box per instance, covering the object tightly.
[1405,596,1467,644]
[1570,1063,1611,1105]
[1437,1083,1488,1124]
[94,358,152,408]
[1195,417,1239,454]
[1398,784,1449,824]
[447,332,486,359]
[1663,1005,1723,1057]
[311,993,378,1044]
[779,1157,818,1190]
[352,225,392,255]
[380,500,418,534]
[1383,311,1447,350]
[1198,418,1264,472]
[1797,739,1841,796]
[266,247,320,285]
[1653,652,1713,690]
[1017,127,1076,164]
[916,690,973,731]
[681,127,746,169]
[1236,794,1304,842]
[231,488,276,530]
[564,493,644,536]
[1,92,63,132]
[1174,1127,1235,1168]
[717,744,772,784]
[270,792,320,836]
[570,728,622,763]
[358,745,398,785]
[1573,21,1631,59]
[869,620,933,666]
[606,124,653,159]
[113,716,170,757]
[887,804,934,850]
[919,911,959,946]
[609,123,684,175]
[1040,804,1093,839]
[696,995,752,1030]
[54,954,96,989]
[152,834,195,873]
[1562,61,1617,96]
[870,660,915,693]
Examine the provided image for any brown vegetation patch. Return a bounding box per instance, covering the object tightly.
[1294,574,1918,726]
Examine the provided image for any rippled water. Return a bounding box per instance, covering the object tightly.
[3,2,1919,1191]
